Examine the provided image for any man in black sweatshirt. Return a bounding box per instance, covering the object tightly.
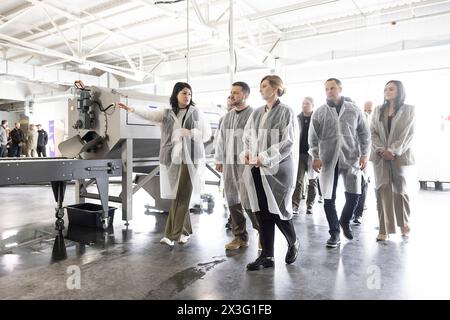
[36,124,48,157]
[9,122,24,157]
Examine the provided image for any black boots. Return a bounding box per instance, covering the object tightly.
[285,239,300,264]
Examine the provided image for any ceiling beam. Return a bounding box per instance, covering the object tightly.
[0,33,150,81]
[0,6,34,30]
[137,0,275,61]
[191,0,206,25]
[76,4,167,63]
[0,3,33,22]
[22,0,165,76]
[246,0,339,21]
[100,0,450,70]
[7,0,167,65]
[239,1,282,35]
[42,7,76,56]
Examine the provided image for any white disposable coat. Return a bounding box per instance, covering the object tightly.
[134,106,212,200]
[214,106,253,208]
[241,101,299,220]
[308,100,370,199]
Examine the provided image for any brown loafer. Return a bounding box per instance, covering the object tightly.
[376,234,388,241]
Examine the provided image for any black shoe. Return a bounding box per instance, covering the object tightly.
[306,204,313,214]
[292,206,299,214]
[246,256,275,271]
[339,221,354,240]
[326,234,341,248]
[285,239,300,264]
[353,216,362,225]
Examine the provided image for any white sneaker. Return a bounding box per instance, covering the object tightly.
[160,237,174,246]
[178,234,190,244]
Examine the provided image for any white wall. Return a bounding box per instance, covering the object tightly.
[0,111,19,126]
[27,99,69,157]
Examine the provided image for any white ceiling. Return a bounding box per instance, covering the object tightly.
[1,0,450,86]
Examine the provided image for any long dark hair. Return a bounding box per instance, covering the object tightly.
[381,80,406,114]
[169,82,195,115]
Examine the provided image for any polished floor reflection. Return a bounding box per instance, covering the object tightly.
[0,183,449,299]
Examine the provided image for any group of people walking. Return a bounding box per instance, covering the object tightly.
[0,121,48,158]
[118,75,415,271]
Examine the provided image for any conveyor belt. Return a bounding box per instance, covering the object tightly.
[0,158,121,186]
[0,157,122,260]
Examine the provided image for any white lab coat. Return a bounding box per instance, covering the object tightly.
[134,105,212,200]
[214,106,253,208]
[308,100,370,199]
[241,101,299,220]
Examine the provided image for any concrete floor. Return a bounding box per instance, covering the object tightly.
[1,182,449,300]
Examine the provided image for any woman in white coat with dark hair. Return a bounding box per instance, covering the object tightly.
[118,82,211,246]
[242,75,300,271]
[370,80,415,241]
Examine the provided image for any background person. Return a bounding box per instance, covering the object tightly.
[292,97,318,214]
[215,82,260,251]
[370,80,415,241]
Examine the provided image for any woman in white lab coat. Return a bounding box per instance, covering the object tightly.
[118,82,211,246]
[242,75,299,271]
[370,80,415,241]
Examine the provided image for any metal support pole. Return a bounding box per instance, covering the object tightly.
[121,138,133,225]
[95,176,109,229]
[229,0,235,85]
[186,0,191,83]
[51,180,67,261]
[75,179,86,204]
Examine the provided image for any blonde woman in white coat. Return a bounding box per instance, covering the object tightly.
[370,80,415,241]
[242,75,300,271]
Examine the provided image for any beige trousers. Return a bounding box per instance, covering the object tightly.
[164,164,193,241]
[376,165,410,235]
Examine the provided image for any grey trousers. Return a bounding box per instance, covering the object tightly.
[164,164,193,241]
[229,204,260,242]
[292,154,317,209]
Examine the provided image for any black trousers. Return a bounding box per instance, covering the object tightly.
[8,144,21,157]
[323,164,359,235]
[37,146,47,157]
[251,167,297,258]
